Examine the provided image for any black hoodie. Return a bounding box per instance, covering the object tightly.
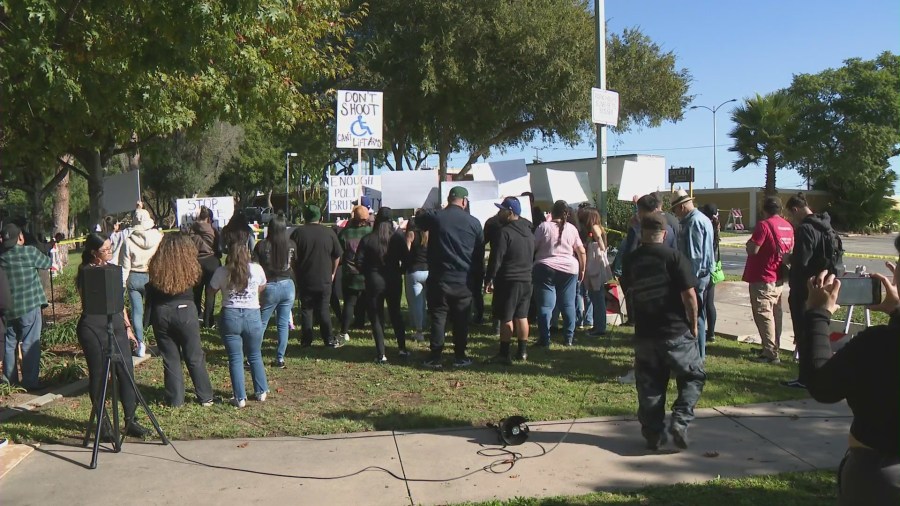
[789,212,836,294]
[485,218,535,284]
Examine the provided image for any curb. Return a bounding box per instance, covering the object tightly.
[719,242,895,261]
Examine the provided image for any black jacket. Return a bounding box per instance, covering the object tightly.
[416,205,484,284]
[789,212,834,293]
[804,308,899,456]
[485,218,534,284]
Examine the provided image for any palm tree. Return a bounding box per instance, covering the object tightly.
[727,91,797,197]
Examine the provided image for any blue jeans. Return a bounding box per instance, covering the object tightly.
[589,288,607,333]
[3,307,42,387]
[219,308,267,401]
[405,270,429,332]
[127,272,150,345]
[576,281,593,328]
[696,276,711,359]
[534,264,577,344]
[260,279,296,361]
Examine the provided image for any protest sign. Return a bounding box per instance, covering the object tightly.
[439,180,500,203]
[101,171,141,214]
[470,159,531,197]
[381,170,440,210]
[176,196,235,228]
[336,90,383,149]
[328,175,382,214]
[617,160,665,201]
[546,169,591,203]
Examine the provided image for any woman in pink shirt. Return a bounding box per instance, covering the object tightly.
[533,200,586,347]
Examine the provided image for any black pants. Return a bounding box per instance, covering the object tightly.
[299,287,333,345]
[705,282,717,338]
[427,277,472,358]
[472,281,485,323]
[838,447,900,505]
[367,273,406,357]
[77,313,137,421]
[194,256,220,327]
[341,287,363,335]
[150,300,214,406]
[788,287,810,384]
[330,268,343,323]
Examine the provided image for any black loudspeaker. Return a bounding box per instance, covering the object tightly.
[496,416,530,446]
[82,265,125,316]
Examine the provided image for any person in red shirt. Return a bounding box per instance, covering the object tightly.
[742,197,795,362]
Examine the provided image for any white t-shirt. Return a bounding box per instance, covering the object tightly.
[210,263,267,309]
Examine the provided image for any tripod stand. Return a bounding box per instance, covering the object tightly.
[81,314,169,469]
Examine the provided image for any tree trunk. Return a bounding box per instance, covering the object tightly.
[28,177,44,239]
[765,157,777,197]
[51,168,70,237]
[73,149,106,230]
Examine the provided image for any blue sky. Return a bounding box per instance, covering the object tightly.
[441,0,900,192]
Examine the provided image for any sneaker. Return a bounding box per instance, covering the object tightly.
[423,356,443,369]
[618,369,636,384]
[669,424,689,449]
[397,349,411,358]
[485,354,512,366]
[340,333,351,342]
[200,398,216,407]
[706,335,716,343]
[642,427,667,450]
[256,392,267,402]
[563,339,574,347]
[231,398,247,408]
[125,420,150,438]
[453,356,473,368]
[781,379,807,389]
[327,339,344,349]
[513,350,528,362]
[375,355,388,365]
[752,356,781,364]
[274,358,286,369]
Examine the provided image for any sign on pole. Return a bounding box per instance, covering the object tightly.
[591,88,620,127]
[668,166,695,184]
[336,90,383,149]
[328,175,381,214]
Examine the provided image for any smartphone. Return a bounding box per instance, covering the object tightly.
[836,276,882,306]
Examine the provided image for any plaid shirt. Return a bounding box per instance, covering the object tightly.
[0,245,51,319]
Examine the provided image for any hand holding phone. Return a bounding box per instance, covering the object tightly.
[835,276,882,306]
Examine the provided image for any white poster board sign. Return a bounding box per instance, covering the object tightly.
[439,180,500,203]
[591,88,620,127]
[546,169,591,204]
[470,159,532,197]
[328,175,382,214]
[336,90,383,149]
[176,196,235,228]
[467,195,534,228]
[616,160,665,201]
[101,171,141,214]
[381,170,440,210]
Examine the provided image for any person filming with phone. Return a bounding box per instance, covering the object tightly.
[803,244,900,505]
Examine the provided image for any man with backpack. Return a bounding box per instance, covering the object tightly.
[783,192,844,388]
[743,197,795,364]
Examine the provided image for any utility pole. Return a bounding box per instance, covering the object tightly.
[594,0,607,223]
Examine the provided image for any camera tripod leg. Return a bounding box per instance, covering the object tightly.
[87,355,117,469]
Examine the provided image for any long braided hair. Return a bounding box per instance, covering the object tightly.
[551,200,570,245]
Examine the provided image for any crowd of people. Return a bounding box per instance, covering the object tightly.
[0,187,897,502]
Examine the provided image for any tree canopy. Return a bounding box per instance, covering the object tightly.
[787,52,900,230]
[727,91,798,197]
[1,0,361,226]
[349,0,692,178]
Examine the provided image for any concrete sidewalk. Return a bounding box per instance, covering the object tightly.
[0,399,850,506]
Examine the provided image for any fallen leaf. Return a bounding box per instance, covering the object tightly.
[703,451,720,458]
[276,387,285,393]
[453,380,462,389]
[237,442,249,448]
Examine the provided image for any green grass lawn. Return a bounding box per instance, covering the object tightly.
[1,319,807,443]
[454,470,836,506]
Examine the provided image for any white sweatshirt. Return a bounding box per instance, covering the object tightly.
[120,228,163,284]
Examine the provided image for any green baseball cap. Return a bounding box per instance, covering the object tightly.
[448,186,469,199]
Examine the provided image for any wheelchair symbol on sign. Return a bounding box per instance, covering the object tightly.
[350,115,374,137]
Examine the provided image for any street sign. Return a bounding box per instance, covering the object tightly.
[668,166,695,184]
[336,90,383,149]
[591,88,620,127]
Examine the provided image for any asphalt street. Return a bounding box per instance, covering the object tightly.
[720,234,898,276]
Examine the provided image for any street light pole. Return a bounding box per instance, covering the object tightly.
[690,99,736,189]
[286,152,298,222]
